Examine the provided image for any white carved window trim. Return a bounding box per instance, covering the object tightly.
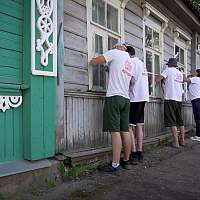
[31,0,57,77]
[142,3,168,98]
[0,96,22,112]
[87,0,128,90]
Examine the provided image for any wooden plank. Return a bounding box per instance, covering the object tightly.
[126,0,143,18]
[164,34,174,49]
[124,9,143,28]
[64,13,87,38]
[0,111,5,162]
[64,0,87,22]
[64,48,88,69]
[125,20,143,39]
[63,66,88,86]
[129,0,142,7]
[0,68,21,85]
[5,110,14,161]
[0,13,23,35]
[0,0,23,19]
[0,48,22,69]
[30,77,44,159]
[64,31,87,53]
[0,31,23,52]
[43,77,55,157]
[66,96,73,150]
[125,32,143,50]
[13,106,23,160]
[73,0,86,7]
[11,0,23,5]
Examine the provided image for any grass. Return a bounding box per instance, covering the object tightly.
[57,161,97,181]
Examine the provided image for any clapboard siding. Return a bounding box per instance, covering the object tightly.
[63,67,88,86]
[164,28,174,62]
[125,21,143,41]
[64,31,87,53]
[64,48,88,70]
[63,0,88,92]
[125,1,143,60]
[0,1,23,19]
[64,0,87,22]
[126,0,142,18]
[64,82,88,92]
[0,0,23,85]
[64,14,87,38]
[125,32,143,50]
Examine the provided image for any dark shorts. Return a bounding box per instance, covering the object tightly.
[164,100,184,127]
[129,102,146,126]
[103,96,130,132]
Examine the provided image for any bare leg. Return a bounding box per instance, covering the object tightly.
[179,126,185,146]
[171,126,179,147]
[121,132,131,161]
[129,126,136,152]
[135,125,143,151]
[111,132,122,164]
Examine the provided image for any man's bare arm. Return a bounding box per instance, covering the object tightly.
[155,75,164,84]
[89,56,106,66]
[183,74,191,84]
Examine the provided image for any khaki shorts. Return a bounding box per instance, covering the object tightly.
[164,100,184,127]
[103,96,130,132]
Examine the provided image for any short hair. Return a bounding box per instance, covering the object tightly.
[126,46,135,56]
[197,69,200,77]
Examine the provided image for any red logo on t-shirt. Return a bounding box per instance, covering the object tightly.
[174,73,183,83]
[122,60,132,76]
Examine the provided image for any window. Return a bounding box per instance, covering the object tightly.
[174,37,189,101]
[142,3,168,98]
[144,22,163,97]
[88,0,124,91]
[173,27,192,101]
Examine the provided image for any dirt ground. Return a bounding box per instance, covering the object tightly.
[3,139,200,200]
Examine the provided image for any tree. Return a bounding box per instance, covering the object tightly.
[192,0,200,11]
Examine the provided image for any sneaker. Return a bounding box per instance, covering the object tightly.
[137,151,144,162]
[129,152,138,165]
[190,136,200,141]
[103,163,121,172]
[120,159,133,170]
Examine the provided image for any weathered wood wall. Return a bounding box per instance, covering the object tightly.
[125,0,143,60]
[63,0,88,92]
[64,92,110,152]
[60,0,195,153]
[64,93,194,153]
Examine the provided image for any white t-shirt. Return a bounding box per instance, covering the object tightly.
[103,49,134,99]
[188,77,200,101]
[129,57,149,102]
[161,67,183,102]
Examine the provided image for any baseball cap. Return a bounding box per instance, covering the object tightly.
[113,42,127,49]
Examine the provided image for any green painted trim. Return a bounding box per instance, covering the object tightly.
[0,83,29,90]
[23,0,56,160]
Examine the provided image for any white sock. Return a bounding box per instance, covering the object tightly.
[112,162,120,168]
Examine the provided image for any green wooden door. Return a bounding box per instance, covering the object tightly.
[0,0,24,163]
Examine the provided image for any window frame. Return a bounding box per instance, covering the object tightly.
[87,0,125,91]
[174,34,189,101]
[143,18,164,98]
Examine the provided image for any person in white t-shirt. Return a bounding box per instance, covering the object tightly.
[90,42,134,172]
[156,58,185,148]
[126,46,149,163]
[183,69,200,141]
